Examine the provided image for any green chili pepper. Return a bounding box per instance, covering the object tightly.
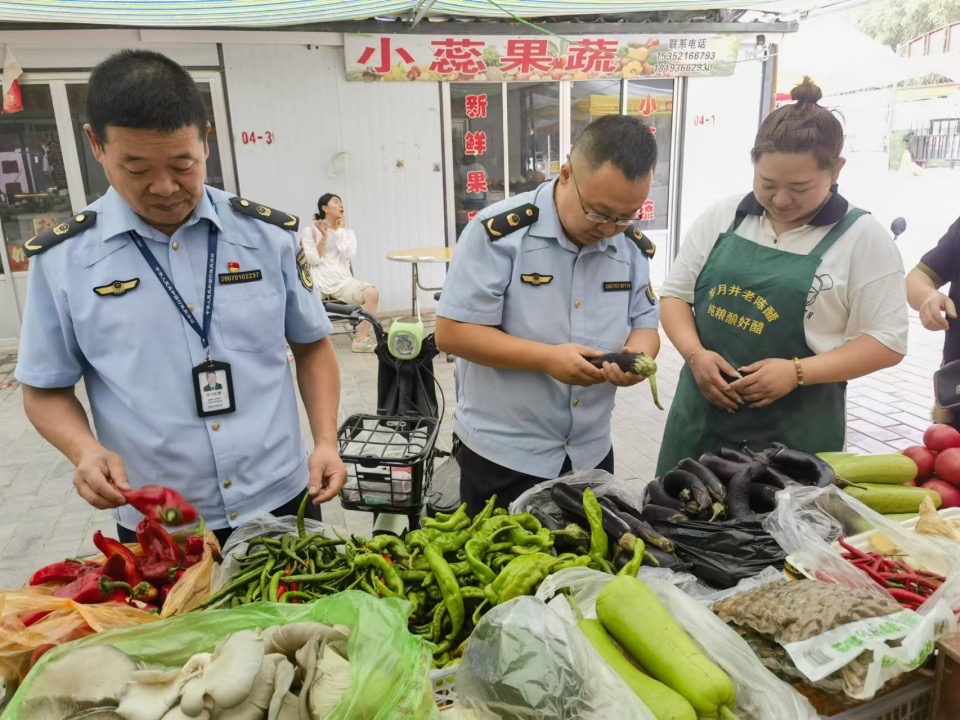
[464,538,496,585]
[353,553,404,597]
[279,590,313,603]
[493,508,507,516]
[552,555,592,572]
[488,553,556,605]
[472,599,489,626]
[425,543,465,642]
[431,529,471,554]
[467,494,497,532]
[268,570,284,602]
[430,601,448,643]
[295,491,310,538]
[364,534,410,557]
[582,487,609,563]
[283,569,352,584]
[194,564,264,609]
[618,539,646,577]
[422,503,470,532]
[406,528,441,549]
[399,569,429,583]
[281,535,304,567]
[460,586,487,600]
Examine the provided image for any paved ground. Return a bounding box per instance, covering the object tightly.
[0,312,944,590]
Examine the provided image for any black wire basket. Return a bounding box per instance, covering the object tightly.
[337,413,440,514]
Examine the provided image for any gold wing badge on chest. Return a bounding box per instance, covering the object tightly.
[93,278,140,297]
[521,273,553,286]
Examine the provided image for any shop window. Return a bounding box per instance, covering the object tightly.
[66,82,226,205]
[570,79,621,141]
[506,82,560,196]
[450,83,504,239]
[626,80,675,232]
[0,84,72,274]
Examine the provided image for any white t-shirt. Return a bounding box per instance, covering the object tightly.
[661,193,908,355]
[300,223,358,296]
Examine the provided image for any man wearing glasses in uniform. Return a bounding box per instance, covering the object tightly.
[436,115,661,513]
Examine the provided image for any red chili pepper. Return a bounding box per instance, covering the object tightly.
[277,585,287,599]
[183,535,205,567]
[159,584,174,607]
[837,536,871,561]
[136,519,183,582]
[887,587,929,606]
[92,531,142,585]
[122,486,199,525]
[19,566,117,627]
[28,560,85,586]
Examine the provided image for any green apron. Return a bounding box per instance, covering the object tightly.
[655,205,868,476]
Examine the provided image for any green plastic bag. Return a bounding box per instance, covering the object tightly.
[3,591,438,719]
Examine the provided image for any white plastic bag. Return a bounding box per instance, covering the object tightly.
[762,484,960,697]
[455,596,658,720]
[509,469,647,515]
[535,568,819,720]
[213,514,345,591]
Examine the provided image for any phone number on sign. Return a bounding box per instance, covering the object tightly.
[658,51,718,62]
[655,63,718,74]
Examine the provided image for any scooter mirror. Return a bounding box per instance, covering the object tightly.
[891,217,907,237]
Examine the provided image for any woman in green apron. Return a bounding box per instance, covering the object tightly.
[656,78,909,475]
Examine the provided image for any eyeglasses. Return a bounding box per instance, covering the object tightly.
[568,160,637,227]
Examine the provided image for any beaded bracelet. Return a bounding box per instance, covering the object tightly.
[686,348,701,365]
[792,357,805,387]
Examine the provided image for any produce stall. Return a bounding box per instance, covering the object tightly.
[2,423,960,720]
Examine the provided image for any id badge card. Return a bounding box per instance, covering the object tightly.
[193,359,236,418]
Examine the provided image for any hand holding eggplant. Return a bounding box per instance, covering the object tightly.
[546,344,606,386]
[688,349,743,412]
[729,358,799,409]
[597,347,650,389]
[588,351,663,409]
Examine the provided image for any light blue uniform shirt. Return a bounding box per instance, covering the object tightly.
[15,186,332,530]
[438,180,659,478]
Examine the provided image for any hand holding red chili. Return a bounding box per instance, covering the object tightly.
[122,486,198,525]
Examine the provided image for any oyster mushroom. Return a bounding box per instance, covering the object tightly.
[116,668,186,720]
[25,646,136,705]
[179,631,264,716]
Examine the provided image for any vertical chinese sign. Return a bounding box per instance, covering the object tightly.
[452,84,503,239]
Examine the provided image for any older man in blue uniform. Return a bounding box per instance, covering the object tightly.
[15,50,345,546]
[436,115,661,513]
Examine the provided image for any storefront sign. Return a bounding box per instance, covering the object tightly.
[345,34,741,83]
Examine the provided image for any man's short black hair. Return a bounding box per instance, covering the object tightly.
[571,115,657,180]
[87,49,208,142]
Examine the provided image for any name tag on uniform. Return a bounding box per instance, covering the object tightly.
[218,269,263,285]
[192,360,237,418]
[603,281,632,292]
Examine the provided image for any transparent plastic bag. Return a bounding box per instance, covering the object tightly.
[762,484,960,697]
[535,568,819,720]
[214,513,344,591]
[509,469,647,516]
[5,590,437,720]
[455,595,658,720]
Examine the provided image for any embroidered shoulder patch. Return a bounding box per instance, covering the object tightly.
[230,197,299,232]
[296,248,313,291]
[484,204,538,241]
[626,224,656,258]
[24,212,97,258]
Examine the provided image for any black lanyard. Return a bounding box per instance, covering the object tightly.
[129,223,218,357]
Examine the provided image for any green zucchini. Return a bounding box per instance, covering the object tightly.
[578,618,697,720]
[830,454,918,485]
[844,483,942,513]
[597,576,738,720]
[816,451,857,463]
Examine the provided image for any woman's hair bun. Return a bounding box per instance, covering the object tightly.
[791,76,823,105]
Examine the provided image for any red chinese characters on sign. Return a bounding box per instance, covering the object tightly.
[465,94,488,119]
[500,39,552,74]
[464,131,487,156]
[638,200,655,222]
[565,40,619,74]
[636,95,659,117]
[356,37,415,74]
[429,38,487,75]
[467,211,479,221]
[466,171,489,194]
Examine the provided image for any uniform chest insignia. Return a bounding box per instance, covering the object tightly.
[93,278,140,297]
[646,284,657,304]
[603,281,631,292]
[219,269,263,285]
[521,273,553,286]
[24,212,97,258]
[230,197,299,232]
[296,248,313,291]
[484,203,538,241]
[626,224,656,258]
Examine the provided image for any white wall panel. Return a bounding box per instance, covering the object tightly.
[223,44,446,315]
[678,52,764,248]
[6,30,219,69]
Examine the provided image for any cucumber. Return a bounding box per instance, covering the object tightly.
[578,618,697,720]
[844,483,942,514]
[831,454,918,485]
[884,512,919,523]
[597,575,737,720]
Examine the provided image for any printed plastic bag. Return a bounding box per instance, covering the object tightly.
[455,595,658,720]
[535,567,819,720]
[214,513,344,591]
[509,469,647,515]
[4,590,437,720]
[763,484,960,698]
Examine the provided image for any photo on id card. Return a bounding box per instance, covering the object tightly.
[193,361,236,417]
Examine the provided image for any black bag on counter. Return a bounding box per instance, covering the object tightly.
[651,517,786,589]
